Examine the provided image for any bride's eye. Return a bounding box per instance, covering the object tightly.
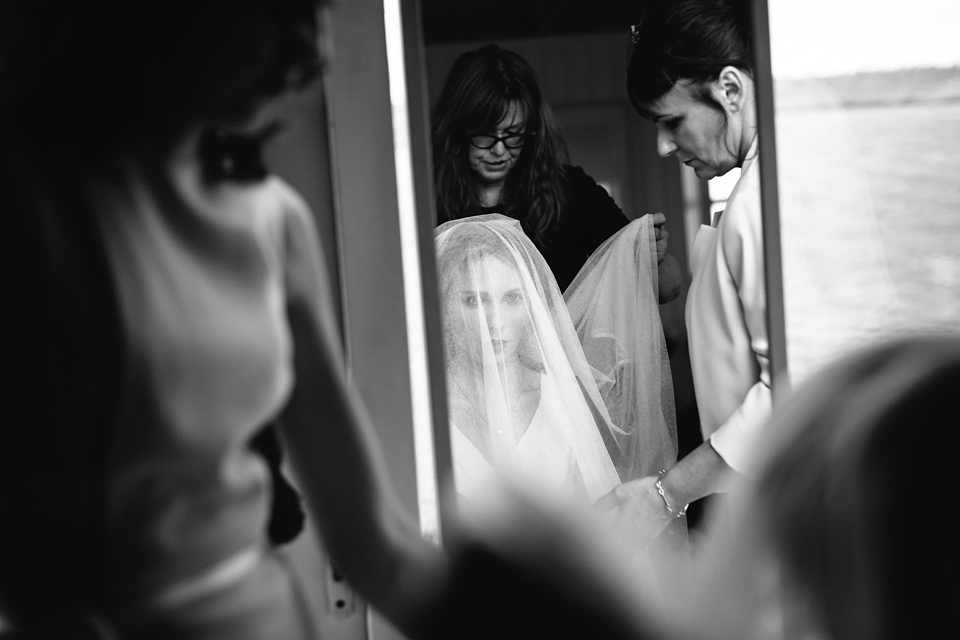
[503,290,524,304]
[462,293,481,307]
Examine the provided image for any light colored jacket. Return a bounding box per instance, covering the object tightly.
[685,139,771,473]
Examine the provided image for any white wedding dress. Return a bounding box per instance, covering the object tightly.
[436,214,679,511]
[451,373,592,505]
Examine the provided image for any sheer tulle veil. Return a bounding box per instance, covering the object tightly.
[565,215,678,480]
[434,214,678,509]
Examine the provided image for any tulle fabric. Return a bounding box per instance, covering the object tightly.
[565,214,678,480]
[435,214,677,511]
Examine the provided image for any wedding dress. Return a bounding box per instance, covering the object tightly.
[435,214,678,510]
[451,372,593,505]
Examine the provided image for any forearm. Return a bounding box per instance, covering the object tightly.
[659,440,736,510]
[280,300,448,630]
[657,254,682,303]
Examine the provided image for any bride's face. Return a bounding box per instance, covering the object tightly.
[458,254,529,363]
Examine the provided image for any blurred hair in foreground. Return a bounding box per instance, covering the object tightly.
[0,0,324,168]
[684,334,959,640]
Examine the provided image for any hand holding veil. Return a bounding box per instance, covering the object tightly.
[566,215,687,558]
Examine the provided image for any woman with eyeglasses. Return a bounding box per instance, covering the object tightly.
[432,44,682,297]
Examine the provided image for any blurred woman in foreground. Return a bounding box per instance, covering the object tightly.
[682,334,958,640]
[1,2,446,637]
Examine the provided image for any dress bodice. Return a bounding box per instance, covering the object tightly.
[451,374,587,505]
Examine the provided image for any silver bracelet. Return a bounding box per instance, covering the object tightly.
[655,469,688,518]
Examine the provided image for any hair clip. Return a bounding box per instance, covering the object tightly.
[630,21,642,45]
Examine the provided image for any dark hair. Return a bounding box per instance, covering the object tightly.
[626,0,753,114]
[432,45,569,246]
[1,0,325,171]
[753,337,960,640]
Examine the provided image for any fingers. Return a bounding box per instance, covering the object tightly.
[593,486,622,513]
[651,212,667,227]
[653,225,669,243]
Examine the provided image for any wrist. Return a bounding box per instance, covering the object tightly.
[655,469,688,519]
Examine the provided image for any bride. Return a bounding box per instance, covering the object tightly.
[435,214,679,517]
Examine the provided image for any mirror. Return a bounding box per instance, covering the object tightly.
[417,1,708,547]
[416,2,960,521]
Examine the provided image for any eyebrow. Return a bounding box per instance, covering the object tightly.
[647,109,673,123]
[635,105,663,122]
[490,123,525,134]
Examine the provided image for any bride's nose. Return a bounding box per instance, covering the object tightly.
[484,305,504,332]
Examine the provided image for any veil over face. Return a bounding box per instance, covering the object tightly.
[435,214,677,509]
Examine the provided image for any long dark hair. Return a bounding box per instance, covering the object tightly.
[626,0,753,115]
[432,45,570,247]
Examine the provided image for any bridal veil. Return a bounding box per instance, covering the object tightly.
[435,214,677,508]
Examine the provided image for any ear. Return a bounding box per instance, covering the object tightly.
[711,66,748,114]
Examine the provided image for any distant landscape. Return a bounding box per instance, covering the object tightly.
[769,65,960,380]
[775,66,960,110]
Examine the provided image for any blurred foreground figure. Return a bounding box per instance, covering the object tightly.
[684,335,959,640]
[1,2,449,638]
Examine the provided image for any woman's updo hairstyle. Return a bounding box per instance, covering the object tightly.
[626,0,753,114]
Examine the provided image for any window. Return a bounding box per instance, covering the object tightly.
[768,0,960,383]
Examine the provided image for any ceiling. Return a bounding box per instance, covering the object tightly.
[419,0,640,45]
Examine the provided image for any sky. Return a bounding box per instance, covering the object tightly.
[769,0,960,78]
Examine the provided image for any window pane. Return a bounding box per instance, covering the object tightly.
[769,0,960,382]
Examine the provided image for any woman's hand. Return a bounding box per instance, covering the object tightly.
[650,213,669,263]
[649,212,682,303]
[595,477,675,545]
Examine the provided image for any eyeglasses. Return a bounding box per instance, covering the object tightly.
[469,132,528,150]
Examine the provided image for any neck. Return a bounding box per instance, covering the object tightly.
[739,130,758,165]
[478,182,503,208]
[459,354,531,382]
[738,95,759,164]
